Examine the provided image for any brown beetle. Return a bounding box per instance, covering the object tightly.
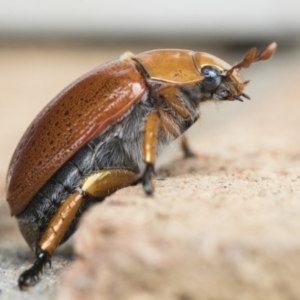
[6,42,277,289]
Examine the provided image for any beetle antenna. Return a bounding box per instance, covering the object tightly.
[226,42,277,76]
[254,42,277,63]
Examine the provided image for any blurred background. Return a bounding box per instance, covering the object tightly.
[0,0,299,45]
[1,1,300,298]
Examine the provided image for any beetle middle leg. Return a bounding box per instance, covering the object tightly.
[141,112,160,195]
[18,169,137,289]
[159,84,198,158]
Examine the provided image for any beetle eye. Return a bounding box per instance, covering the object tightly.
[201,66,222,92]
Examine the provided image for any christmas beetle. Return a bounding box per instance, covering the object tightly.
[6,42,277,289]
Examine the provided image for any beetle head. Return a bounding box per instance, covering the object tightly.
[194,42,277,102]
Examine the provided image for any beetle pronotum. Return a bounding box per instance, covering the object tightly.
[6,42,277,289]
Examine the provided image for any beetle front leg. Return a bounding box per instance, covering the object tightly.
[159,85,197,159]
[142,112,160,195]
[18,169,137,289]
[181,135,196,158]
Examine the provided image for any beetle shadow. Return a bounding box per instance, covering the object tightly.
[156,153,221,179]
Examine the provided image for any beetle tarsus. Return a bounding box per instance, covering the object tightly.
[18,250,51,290]
[181,136,196,159]
[183,147,196,159]
[142,163,155,195]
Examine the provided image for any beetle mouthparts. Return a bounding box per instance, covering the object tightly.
[234,93,251,102]
[235,96,244,102]
[241,93,250,100]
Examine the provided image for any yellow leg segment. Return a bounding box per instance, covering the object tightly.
[158,109,180,137]
[159,85,191,119]
[39,192,83,255]
[143,112,160,165]
[160,85,196,158]
[81,169,138,197]
[142,112,160,194]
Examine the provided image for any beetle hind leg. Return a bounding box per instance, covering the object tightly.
[18,169,138,290]
[18,191,84,289]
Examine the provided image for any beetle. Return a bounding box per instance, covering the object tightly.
[6,42,277,289]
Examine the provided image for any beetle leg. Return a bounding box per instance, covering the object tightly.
[158,109,180,137]
[18,191,83,289]
[159,85,191,119]
[142,112,160,194]
[157,110,195,158]
[80,169,138,198]
[181,135,196,158]
[159,86,197,158]
[18,169,137,289]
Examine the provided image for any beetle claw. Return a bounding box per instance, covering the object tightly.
[141,163,155,195]
[18,250,51,290]
[18,269,40,290]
